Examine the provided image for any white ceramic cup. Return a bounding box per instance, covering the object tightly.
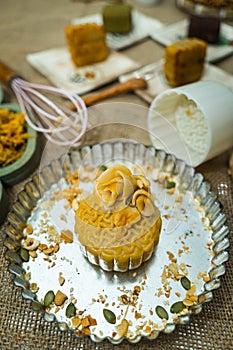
[148,80,233,167]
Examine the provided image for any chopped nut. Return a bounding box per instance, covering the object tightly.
[187,285,196,296]
[183,298,194,306]
[81,317,90,328]
[22,237,39,251]
[54,306,60,313]
[82,327,91,335]
[60,214,67,222]
[133,285,141,295]
[29,250,38,258]
[145,325,151,333]
[121,294,130,304]
[43,247,54,255]
[88,316,97,327]
[61,229,73,243]
[167,251,177,263]
[72,316,81,328]
[59,274,65,286]
[54,290,68,306]
[203,275,210,282]
[135,311,142,319]
[190,295,198,302]
[54,243,60,253]
[168,187,175,195]
[26,224,33,235]
[116,319,129,338]
[175,194,183,202]
[30,282,39,293]
[38,243,48,251]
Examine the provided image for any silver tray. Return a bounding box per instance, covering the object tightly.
[4,142,230,344]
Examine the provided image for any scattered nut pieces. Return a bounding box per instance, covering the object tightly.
[168,187,175,195]
[59,273,65,286]
[30,282,39,293]
[72,315,97,334]
[61,229,73,243]
[54,290,68,306]
[22,237,39,251]
[38,243,47,251]
[183,298,194,306]
[175,194,183,202]
[72,315,82,328]
[116,319,129,338]
[29,250,38,258]
[81,317,90,328]
[54,243,60,253]
[26,224,33,235]
[43,247,54,255]
[18,162,217,339]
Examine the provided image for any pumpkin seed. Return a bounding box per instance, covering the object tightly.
[44,290,55,307]
[103,308,116,324]
[155,305,169,320]
[20,247,29,262]
[32,301,44,311]
[66,303,76,318]
[166,181,176,189]
[170,301,185,314]
[181,276,191,290]
[98,164,107,172]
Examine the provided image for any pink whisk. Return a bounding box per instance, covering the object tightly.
[0,60,88,146]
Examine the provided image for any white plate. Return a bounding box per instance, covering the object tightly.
[150,19,233,62]
[71,10,164,50]
[4,142,229,344]
[119,60,233,104]
[27,49,140,95]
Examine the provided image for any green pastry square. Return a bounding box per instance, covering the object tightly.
[103,4,132,34]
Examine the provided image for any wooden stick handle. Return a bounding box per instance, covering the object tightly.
[81,78,147,107]
[0,60,19,86]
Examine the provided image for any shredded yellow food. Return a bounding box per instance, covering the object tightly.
[0,108,30,167]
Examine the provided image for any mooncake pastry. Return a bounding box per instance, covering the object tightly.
[65,23,109,67]
[188,14,220,44]
[75,165,162,272]
[102,4,132,34]
[189,0,233,9]
[163,38,207,87]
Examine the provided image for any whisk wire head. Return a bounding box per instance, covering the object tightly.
[11,78,88,146]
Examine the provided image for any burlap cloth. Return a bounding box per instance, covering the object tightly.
[0,0,233,349]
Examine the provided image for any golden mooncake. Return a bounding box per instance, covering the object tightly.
[163,38,207,87]
[75,165,162,272]
[65,23,109,67]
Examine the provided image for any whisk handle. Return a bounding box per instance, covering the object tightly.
[80,78,147,107]
[0,60,21,86]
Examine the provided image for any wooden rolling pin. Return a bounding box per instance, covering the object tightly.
[72,77,148,109]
